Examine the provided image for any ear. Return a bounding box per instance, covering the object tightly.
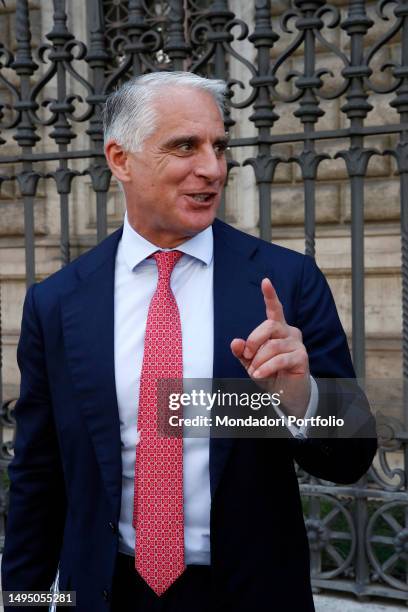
[104,140,133,183]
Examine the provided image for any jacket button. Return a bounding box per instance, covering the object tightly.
[108,521,117,534]
[103,589,110,602]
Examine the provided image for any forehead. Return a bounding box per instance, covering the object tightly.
[150,87,225,140]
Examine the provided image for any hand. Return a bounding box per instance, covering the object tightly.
[230,278,311,418]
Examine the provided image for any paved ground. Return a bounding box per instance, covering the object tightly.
[314,593,407,611]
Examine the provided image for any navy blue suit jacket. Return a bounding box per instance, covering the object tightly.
[2,220,376,611]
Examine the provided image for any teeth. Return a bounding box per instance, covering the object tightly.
[192,194,211,202]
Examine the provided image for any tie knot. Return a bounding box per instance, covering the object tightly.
[153,250,183,281]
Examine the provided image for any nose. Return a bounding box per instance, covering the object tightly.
[193,145,226,183]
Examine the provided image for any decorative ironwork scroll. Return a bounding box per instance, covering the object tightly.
[0,0,407,604]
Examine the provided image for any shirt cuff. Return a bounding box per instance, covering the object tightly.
[272,376,319,439]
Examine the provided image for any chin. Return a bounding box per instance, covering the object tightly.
[183,207,217,233]
[184,217,215,237]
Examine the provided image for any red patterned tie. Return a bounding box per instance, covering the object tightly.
[133,250,185,596]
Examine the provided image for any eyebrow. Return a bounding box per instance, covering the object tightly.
[161,134,230,149]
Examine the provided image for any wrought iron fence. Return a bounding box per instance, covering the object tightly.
[0,0,407,603]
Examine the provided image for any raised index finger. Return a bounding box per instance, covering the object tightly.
[262,278,285,323]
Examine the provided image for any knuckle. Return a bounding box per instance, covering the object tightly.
[268,338,279,349]
[246,337,256,351]
[275,354,285,368]
[250,352,261,367]
[265,319,275,332]
[289,325,302,340]
[298,348,308,365]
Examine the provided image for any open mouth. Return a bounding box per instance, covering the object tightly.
[186,193,217,203]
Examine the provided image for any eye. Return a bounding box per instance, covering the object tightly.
[214,142,228,156]
[177,142,193,152]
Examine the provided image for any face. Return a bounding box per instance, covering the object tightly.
[107,87,228,248]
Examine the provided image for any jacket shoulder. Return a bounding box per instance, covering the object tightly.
[31,227,123,307]
[213,218,309,269]
[37,227,122,290]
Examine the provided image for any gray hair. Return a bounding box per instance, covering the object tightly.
[103,71,228,153]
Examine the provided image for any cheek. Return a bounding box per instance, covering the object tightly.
[165,159,195,183]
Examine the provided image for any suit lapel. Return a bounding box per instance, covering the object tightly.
[210,220,266,498]
[60,221,269,509]
[61,229,123,515]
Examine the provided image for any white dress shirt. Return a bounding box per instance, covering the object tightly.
[114,215,318,565]
[115,215,214,565]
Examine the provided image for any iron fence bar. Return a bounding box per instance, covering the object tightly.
[3,123,408,166]
[247,0,279,242]
[165,0,190,70]
[350,170,366,377]
[0,0,408,602]
[387,0,408,487]
[205,0,235,221]
[308,478,323,582]
[340,0,374,379]
[46,0,77,266]
[292,0,327,258]
[0,150,99,163]
[212,1,230,80]
[124,0,146,78]
[402,169,408,474]
[340,0,375,595]
[300,485,408,501]
[304,176,316,256]
[12,0,40,288]
[0,283,2,417]
[311,578,408,602]
[22,189,36,288]
[92,167,109,244]
[58,174,70,265]
[86,0,111,242]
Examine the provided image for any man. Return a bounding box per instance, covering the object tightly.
[2,72,376,611]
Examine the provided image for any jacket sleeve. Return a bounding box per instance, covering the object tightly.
[2,284,66,602]
[290,255,377,483]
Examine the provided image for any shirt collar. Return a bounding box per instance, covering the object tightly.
[121,213,213,271]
